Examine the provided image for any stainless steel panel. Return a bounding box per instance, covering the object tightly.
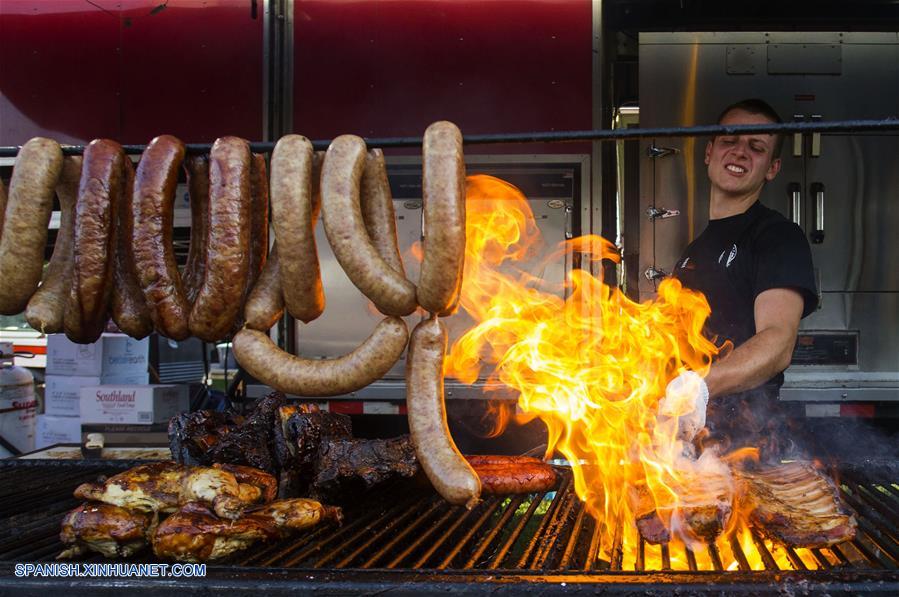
[294,155,588,399]
[639,32,899,392]
[767,44,842,75]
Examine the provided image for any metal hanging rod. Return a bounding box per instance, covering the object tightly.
[1,118,897,158]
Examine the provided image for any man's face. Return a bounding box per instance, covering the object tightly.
[705,109,781,199]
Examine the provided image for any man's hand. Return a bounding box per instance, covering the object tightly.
[658,371,709,442]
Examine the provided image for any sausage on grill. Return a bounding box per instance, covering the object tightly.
[406,316,480,508]
[188,136,251,342]
[25,155,81,333]
[0,137,63,315]
[464,455,558,495]
[321,135,417,316]
[132,135,191,340]
[232,318,408,397]
[417,121,466,314]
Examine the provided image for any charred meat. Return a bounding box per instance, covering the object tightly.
[205,392,286,474]
[168,410,244,466]
[313,435,418,497]
[736,461,857,547]
[275,407,352,496]
[58,503,157,559]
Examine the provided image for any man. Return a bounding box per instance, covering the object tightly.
[661,99,818,458]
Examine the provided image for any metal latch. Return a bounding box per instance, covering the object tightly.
[644,267,669,281]
[646,206,680,220]
[810,114,822,157]
[646,144,680,159]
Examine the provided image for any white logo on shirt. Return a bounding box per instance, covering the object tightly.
[726,244,738,268]
[680,257,690,268]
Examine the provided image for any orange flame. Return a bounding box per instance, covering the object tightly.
[446,175,817,570]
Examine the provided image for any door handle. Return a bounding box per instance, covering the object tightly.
[792,115,804,157]
[810,115,822,157]
[810,182,825,243]
[788,182,802,227]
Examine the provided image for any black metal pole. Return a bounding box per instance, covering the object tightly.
[0,118,898,157]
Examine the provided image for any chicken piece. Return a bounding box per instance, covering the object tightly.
[152,499,342,562]
[73,462,254,520]
[736,461,857,547]
[58,503,157,559]
[213,462,277,503]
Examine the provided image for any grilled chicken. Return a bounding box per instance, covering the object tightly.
[736,461,857,547]
[212,463,277,503]
[58,503,157,559]
[152,499,342,562]
[73,462,260,520]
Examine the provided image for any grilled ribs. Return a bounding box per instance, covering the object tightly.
[151,499,342,562]
[58,503,157,559]
[168,410,244,466]
[73,462,264,520]
[205,392,286,474]
[274,405,353,496]
[312,435,418,497]
[736,461,857,547]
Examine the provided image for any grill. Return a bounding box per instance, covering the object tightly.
[0,459,897,594]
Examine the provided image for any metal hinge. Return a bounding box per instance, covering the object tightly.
[646,206,680,220]
[647,144,680,159]
[644,267,669,281]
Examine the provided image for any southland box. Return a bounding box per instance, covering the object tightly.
[80,385,188,425]
[46,334,149,378]
[44,373,149,417]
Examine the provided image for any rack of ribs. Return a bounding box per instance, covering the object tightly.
[736,461,857,547]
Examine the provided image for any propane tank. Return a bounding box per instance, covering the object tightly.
[0,341,36,457]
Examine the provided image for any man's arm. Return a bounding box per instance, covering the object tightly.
[703,287,804,399]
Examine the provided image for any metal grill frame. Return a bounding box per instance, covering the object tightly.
[0,459,897,595]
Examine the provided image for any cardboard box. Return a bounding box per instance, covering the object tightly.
[35,415,82,448]
[80,385,189,425]
[44,373,149,416]
[46,334,149,378]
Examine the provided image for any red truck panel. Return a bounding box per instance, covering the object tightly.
[293,0,593,154]
[0,0,264,146]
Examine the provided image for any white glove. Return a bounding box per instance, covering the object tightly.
[658,371,710,442]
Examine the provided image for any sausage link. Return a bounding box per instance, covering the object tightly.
[464,456,558,495]
[111,159,153,339]
[64,139,125,343]
[269,135,324,323]
[321,135,417,316]
[361,148,406,276]
[232,317,408,396]
[25,156,81,333]
[406,316,480,508]
[418,121,466,314]
[133,135,191,340]
[188,136,251,342]
[181,155,210,306]
[0,137,63,315]
[244,242,284,331]
[247,153,269,292]
[0,179,7,234]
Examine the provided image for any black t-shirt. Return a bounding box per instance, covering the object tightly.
[673,201,818,390]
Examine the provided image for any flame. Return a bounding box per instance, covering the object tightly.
[446,175,819,570]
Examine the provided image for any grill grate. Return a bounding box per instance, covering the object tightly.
[0,459,897,578]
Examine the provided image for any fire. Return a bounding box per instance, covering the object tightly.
[446,175,817,570]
